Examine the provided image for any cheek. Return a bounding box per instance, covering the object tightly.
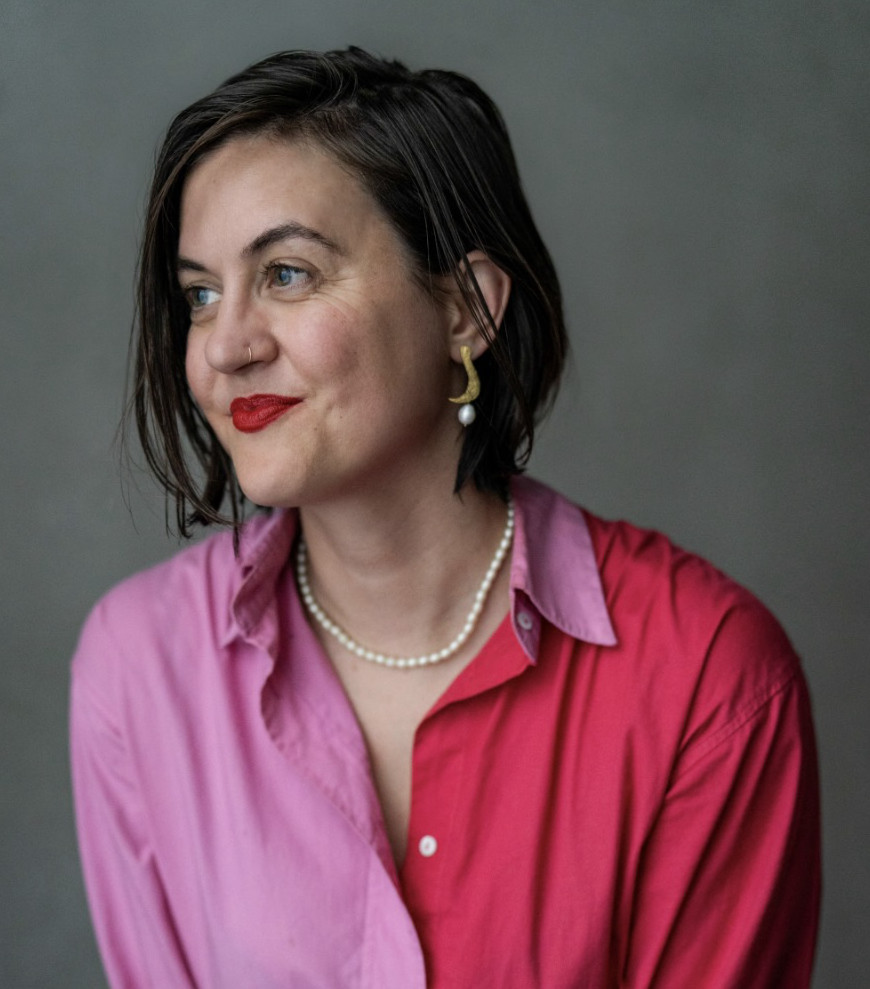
[288,312,363,391]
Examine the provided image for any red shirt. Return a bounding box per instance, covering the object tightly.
[72,476,819,987]
[403,480,819,986]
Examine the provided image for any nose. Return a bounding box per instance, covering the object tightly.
[203,296,278,373]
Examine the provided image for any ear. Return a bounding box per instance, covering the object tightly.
[443,251,512,363]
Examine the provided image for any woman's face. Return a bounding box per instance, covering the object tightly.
[178,135,463,509]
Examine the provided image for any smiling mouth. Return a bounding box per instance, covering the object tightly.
[230,394,302,433]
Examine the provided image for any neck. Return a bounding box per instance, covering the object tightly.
[297,481,511,663]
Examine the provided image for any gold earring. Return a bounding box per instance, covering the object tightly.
[449,344,480,426]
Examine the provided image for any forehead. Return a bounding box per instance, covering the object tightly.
[178,134,391,257]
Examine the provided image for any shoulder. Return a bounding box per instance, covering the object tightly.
[582,507,805,752]
[585,509,743,612]
[71,511,286,697]
[70,529,233,709]
[519,477,804,733]
[585,508,795,661]
[516,475,781,654]
[77,527,238,652]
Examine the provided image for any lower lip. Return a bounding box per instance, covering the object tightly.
[230,396,301,433]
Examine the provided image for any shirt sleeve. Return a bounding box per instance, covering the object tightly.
[70,598,196,989]
[622,606,821,988]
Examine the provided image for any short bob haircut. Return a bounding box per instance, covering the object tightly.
[132,47,568,535]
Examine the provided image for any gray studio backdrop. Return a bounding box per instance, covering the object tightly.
[2,1,867,985]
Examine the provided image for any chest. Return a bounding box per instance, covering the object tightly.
[326,655,459,866]
[141,616,679,989]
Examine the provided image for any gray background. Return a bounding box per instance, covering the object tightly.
[1,0,867,985]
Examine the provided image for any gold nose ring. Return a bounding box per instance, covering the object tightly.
[246,345,253,366]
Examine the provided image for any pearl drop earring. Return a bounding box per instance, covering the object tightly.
[448,345,480,426]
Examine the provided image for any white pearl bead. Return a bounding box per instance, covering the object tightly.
[457,403,476,426]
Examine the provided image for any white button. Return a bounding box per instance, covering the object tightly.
[517,610,534,630]
[418,835,438,857]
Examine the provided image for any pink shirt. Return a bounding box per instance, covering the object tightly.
[71,477,819,987]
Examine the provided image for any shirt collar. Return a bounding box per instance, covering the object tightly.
[224,477,617,657]
[222,509,298,648]
[509,475,617,661]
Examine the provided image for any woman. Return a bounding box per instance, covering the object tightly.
[71,48,820,987]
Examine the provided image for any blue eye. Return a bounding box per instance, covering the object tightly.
[268,264,309,290]
[186,286,220,310]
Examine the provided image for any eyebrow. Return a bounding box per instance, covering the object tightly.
[176,221,344,273]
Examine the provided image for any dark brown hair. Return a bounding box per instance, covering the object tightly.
[132,47,567,535]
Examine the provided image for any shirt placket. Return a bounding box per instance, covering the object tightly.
[400,703,469,937]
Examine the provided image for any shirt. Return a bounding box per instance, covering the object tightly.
[70,476,820,988]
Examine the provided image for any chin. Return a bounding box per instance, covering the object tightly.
[233,469,303,511]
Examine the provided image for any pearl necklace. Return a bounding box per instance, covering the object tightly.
[296,498,515,669]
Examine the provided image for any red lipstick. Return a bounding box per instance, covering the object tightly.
[230,394,301,433]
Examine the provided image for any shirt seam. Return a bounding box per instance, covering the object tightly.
[673,670,799,781]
